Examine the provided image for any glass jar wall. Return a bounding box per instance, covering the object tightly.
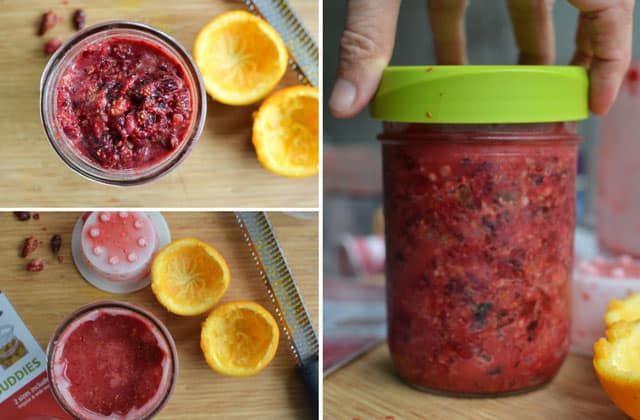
[371,65,588,396]
[382,122,579,395]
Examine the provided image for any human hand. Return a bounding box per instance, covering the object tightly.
[328,0,635,118]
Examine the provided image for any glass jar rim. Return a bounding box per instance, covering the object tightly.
[40,20,207,187]
[46,300,178,419]
[378,121,582,144]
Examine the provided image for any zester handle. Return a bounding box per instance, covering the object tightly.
[297,356,319,419]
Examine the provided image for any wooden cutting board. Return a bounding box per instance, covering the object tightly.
[324,344,627,420]
[0,0,318,208]
[1,212,318,419]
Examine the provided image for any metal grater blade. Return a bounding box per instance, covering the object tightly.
[245,0,318,87]
[235,212,319,366]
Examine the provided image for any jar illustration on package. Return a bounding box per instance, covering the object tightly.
[0,324,28,369]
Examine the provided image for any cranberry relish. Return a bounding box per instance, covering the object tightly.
[55,38,193,170]
[382,123,578,394]
[59,312,167,415]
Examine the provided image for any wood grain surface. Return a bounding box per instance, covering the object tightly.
[324,344,627,420]
[1,211,318,419]
[0,0,318,208]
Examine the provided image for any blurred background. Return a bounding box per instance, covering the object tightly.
[323,1,640,278]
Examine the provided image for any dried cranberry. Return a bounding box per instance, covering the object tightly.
[44,38,62,55]
[32,212,40,220]
[51,234,62,254]
[38,10,60,36]
[22,236,40,258]
[13,212,30,221]
[72,9,85,30]
[26,259,44,272]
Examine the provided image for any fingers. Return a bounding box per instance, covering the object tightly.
[428,0,469,64]
[568,0,635,114]
[506,0,556,64]
[329,0,401,118]
[570,12,593,68]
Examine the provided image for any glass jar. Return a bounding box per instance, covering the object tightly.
[597,61,640,257]
[371,66,588,396]
[47,301,178,419]
[40,21,206,186]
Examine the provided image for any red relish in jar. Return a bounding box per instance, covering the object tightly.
[371,66,588,395]
[40,21,206,186]
[55,37,193,170]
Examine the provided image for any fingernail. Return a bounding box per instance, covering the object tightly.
[329,79,356,114]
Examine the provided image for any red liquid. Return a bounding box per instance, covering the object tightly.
[55,38,193,170]
[382,122,578,394]
[52,308,171,418]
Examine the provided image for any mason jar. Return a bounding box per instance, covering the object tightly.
[371,66,588,395]
[40,21,206,186]
[47,301,178,419]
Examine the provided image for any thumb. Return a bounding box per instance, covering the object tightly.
[568,0,634,114]
[329,0,401,118]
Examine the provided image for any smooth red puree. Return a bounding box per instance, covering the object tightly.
[53,309,169,418]
[55,38,193,170]
[382,123,577,394]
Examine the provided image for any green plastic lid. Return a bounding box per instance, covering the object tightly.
[370,65,589,123]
